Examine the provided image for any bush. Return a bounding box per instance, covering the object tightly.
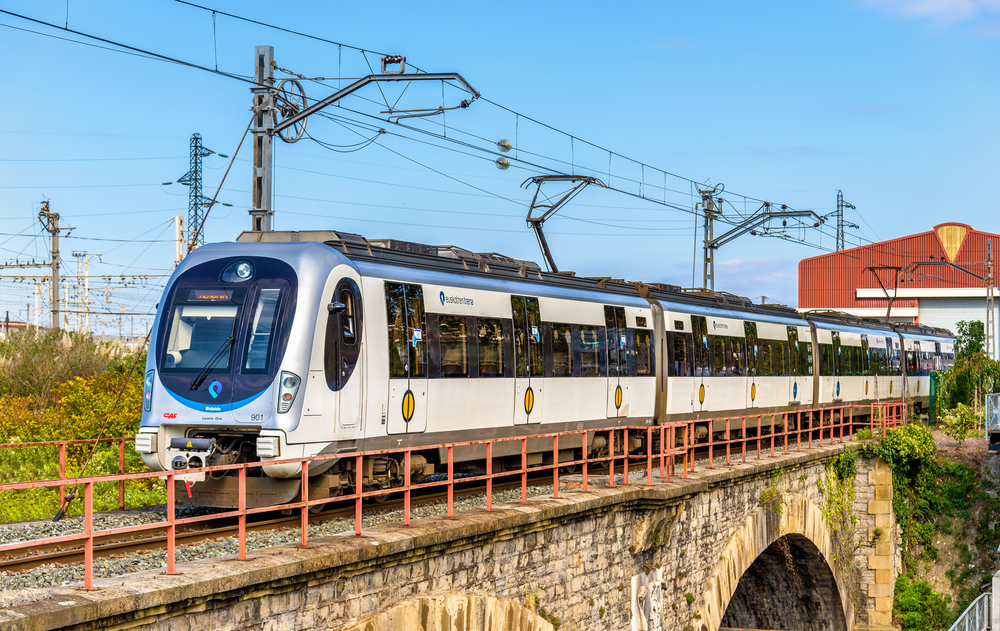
[867,423,936,479]
[893,574,953,631]
[939,404,980,443]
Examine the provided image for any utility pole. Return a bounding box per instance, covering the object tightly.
[700,189,719,290]
[174,215,185,267]
[834,190,855,252]
[37,201,67,330]
[988,238,995,360]
[250,46,275,233]
[73,251,85,333]
[177,135,215,250]
[33,280,39,328]
[248,45,479,233]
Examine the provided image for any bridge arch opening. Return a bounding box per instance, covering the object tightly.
[337,592,555,631]
[719,533,847,631]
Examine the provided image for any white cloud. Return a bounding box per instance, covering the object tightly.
[860,0,1000,22]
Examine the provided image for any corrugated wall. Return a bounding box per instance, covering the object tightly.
[798,224,1000,308]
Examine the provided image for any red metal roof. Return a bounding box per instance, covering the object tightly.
[798,223,1000,308]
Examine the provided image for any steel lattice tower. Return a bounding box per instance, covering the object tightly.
[177,134,215,248]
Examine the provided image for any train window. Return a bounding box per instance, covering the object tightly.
[692,317,710,377]
[324,279,363,390]
[243,288,282,374]
[605,306,627,377]
[577,325,603,377]
[787,328,800,377]
[820,343,834,376]
[743,322,758,377]
[668,333,694,377]
[730,338,745,376]
[713,337,727,376]
[162,293,243,373]
[511,296,543,378]
[635,330,654,377]
[800,338,813,376]
[339,289,356,343]
[439,315,470,378]
[551,323,573,377]
[478,318,505,377]
[774,341,787,377]
[385,282,426,379]
[760,340,773,377]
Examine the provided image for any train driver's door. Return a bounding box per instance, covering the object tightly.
[605,306,630,417]
[512,296,543,425]
[325,278,364,431]
[385,282,428,434]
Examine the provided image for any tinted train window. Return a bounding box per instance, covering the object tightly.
[577,325,603,377]
[760,340,773,377]
[605,306,627,378]
[668,332,692,377]
[551,323,573,377]
[439,315,470,378]
[511,296,543,378]
[478,318,505,378]
[730,338,745,376]
[161,288,245,372]
[820,343,834,376]
[635,330,654,377]
[325,278,363,390]
[385,282,426,379]
[787,328,800,377]
[743,322,758,377]
[243,288,282,373]
[774,340,787,376]
[713,337,727,376]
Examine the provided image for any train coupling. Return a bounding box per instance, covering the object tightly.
[168,437,217,483]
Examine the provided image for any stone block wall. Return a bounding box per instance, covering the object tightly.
[0,444,898,631]
[852,457,900,627]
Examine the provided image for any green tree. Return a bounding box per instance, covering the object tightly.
[955,320,985,360]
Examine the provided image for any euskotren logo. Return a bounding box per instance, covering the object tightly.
[439,291,474,306]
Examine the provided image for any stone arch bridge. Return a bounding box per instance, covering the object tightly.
[0,444,897,631]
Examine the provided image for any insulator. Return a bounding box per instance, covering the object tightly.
[497,139,512,153]
[495,157,510,170]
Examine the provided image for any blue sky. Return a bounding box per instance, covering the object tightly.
[1,0,998,330]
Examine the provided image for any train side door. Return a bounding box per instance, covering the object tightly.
[691,316,710,412]
[861,334,871,400]
[832,331,843,401]
[788,326,801,404]
[325,278,364,431]
[385,282,428,434]
[512,296,543,425]
[744,322,759,408]
[605,306,630,417]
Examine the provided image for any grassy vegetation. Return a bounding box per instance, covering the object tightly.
[0,329,162,522]
[858,420,1000,630]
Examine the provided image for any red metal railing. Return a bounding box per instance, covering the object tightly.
[0,436,133,509]
[0,400,908,590]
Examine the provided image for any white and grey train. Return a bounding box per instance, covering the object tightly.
[135,231,955,507]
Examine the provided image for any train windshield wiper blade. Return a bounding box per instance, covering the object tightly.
[189,336,235,391]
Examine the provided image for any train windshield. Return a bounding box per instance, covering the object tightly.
[161,288,246,372]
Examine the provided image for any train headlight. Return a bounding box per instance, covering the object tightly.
[221,259,254,283]
[277,371,301,414]
[143,370,154,412]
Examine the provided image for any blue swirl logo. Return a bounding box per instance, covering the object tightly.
[209,380,223,399]
[440,291,445,305]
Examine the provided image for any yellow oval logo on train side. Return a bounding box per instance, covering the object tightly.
[865,381,869,396]
[889,381,893,395]
[916,381,920,392]
[524,387,534,415]
[751,383,756,402]
[402,389,415,422]
[698,384,705,405]
[616,385,623,409]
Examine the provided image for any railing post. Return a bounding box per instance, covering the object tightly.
[118,439,126,509]
[756,415,762,459]
[659,426,665,479]
[646,427,652,486]
[682,425,688,479]
[582,430,589,492]
[741,416,747,462]
[707,422,714,469]
[521,438,527,504]
[83,481,94,590]
[484,444,491,512]
[447,445,454,518]
[354,454,363,536]
[552,435,559,499]
[164,474,179,575]
[608,429,615,488]
[770,415,776,457]
[725,418,731,465]
[623,428,630,483]
[299,460,309,547]
[405,450,413,522]
[796,411,801,451]
[59,442,67,507]
[783,413,789,454]
[238,467,247,560]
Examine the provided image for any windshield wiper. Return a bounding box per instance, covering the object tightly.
[189,336,235,391]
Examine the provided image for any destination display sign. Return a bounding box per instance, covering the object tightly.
[188,289,234,302]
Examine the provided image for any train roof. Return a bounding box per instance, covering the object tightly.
[234,230,952,338]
